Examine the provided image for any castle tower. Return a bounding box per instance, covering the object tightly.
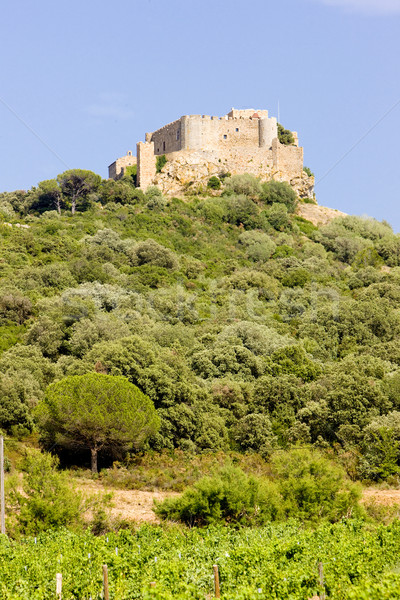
[258,117,278,148]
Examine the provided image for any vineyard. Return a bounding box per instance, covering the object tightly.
[1,520,400,599]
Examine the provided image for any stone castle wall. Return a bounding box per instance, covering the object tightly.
[149,118,182,155]
[136,142,156,189]
[109,108,311,198]
[108,151,136,180]
[147,111,278,156]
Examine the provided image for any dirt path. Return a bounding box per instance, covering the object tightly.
[76,479,179,524]
[362,488,400,507]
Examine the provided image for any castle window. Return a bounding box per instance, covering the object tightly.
[163,141,166,151]
[223,135,227,139]
[235,128,239,132]
[176,130,180,141]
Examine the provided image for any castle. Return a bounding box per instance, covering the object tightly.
[108,108,314,198]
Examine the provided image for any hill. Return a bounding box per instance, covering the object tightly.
[1,172,400,481]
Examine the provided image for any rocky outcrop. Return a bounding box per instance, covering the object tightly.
[153,153,315,199]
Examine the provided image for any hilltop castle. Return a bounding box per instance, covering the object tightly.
[108,108,314,198]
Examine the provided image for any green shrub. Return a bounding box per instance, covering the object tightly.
[261,181,297,212]
[265,203,291,230]
[207,176,221,190]
[223,174,262,199]
[303,166,314,177]
[224,194,260,229]
[277,123,295,145]
[7,450,83,535]
[238,231,276,262]
[154,464,282,526]
[124,164,137,186]
[145,186,166,210]
[282,268,311,288]
[156,155,167,173]
[270,447,362,523]
[132,239,178,269]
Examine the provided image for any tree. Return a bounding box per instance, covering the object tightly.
[56,169,101,215]
[277,123,295,145]
[33,179,64,214]
[37,373,160,472]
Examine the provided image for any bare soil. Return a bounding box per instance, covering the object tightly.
[362,488,400,507]
[76,478,179,524]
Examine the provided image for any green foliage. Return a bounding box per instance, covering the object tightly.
[265,203,291,230]
[360,412,400,480]
[57,169,101,214]
[239,231,276,261]
[99,179,139,205]
[155,464,282,526]
[3,521,400,599]
[156,154,167,173]
[224,194,260,228]
[145,186,167,210]
[132,239,178,269]
[124,164,137,185]
[277,123,295,145]
[223,174,262,199]
[156,449,361,526]
[0,292,32,324]
[7,450,82,535]
[37,373,160,472]
[233,413,277,457]
[303,166,314,177]
[260,181,297,212]
[2,173,400,476]
[207,176,221,190]
[270,447,362,522]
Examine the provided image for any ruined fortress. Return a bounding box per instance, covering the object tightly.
[108,108,314,198]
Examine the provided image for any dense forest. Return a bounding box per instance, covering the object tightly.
[2,168,400,482]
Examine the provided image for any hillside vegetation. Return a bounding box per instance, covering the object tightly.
[2,171,400,482]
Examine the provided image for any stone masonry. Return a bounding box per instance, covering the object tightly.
[109,108,314,198]
[108,151,136,180]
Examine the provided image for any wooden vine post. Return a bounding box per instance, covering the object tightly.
[0,436,5,535]
[103,564,109,600]
[56,573,62,599]
[318,562,326,600]
[213,565,220,599]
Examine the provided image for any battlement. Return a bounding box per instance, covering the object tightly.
[145,109,279,156]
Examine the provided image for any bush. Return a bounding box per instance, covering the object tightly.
[145,186,166,210]
[277,123,295,145]
[265,203,291,231]
[271,447,362,522]
[303,166,314,177]
[238,231,276,262]
[132,239,178,269]
[260,181,297,213]
[223,174,262,199]
[156,155,167,173]
[154,464,282,526]
[224,195,260,229]
[7,450,83,535]
[207,176,221,190]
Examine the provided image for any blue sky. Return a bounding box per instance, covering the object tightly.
[1,0,400,228]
